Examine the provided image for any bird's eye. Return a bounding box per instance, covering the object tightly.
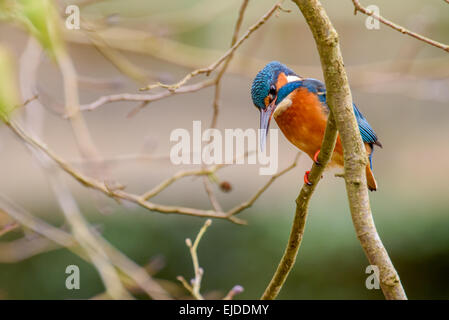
[269,85,276,100]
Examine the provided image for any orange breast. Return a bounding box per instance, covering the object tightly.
[274,87,344,166]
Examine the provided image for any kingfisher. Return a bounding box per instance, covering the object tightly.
[251,61,382,191]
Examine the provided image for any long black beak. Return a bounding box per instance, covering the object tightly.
[259,100,276,151]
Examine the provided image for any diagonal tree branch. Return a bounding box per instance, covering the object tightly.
[261,113,337,300]
[293,0,407,300]
[6,120,295,226]
[81,79,215,114]
[210,0,250,129]
[201,0,250,215]
[351,0,449,53]
[177,219,212,300]
[6,120,233,221]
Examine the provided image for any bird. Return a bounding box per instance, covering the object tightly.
[251,61,382,191]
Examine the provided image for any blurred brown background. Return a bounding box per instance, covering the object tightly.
[0,0,448,299]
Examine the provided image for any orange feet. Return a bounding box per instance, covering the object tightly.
[304,171,312,186]
[313,149,321,166]
[305,150,323,186]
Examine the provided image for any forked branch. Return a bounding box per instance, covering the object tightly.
[293,0,407,300]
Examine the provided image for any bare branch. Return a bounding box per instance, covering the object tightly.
[210,0,250,128]
[177,219,212,300]
[22,94,38,107]
[141,166,221,201]
[80,79,215,114]
[352,0,449,53]
[6,120,245,224]
[140,0,285,92]
[0,234,62,263]
[227,153,301,217]
[223,285,245,300]
[202,176,224,213]
[0,222,19,237]
[261,113,338,300]
[82,19,149,84]
[295,0,407,300]
[199,0,252,217]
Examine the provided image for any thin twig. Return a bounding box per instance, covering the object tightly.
[66,21,447,81]
[0,222,19,237]
[352,0,449,53]
[176,275,197,298]
[22,94,38,107]
[223,285,244,300]
[140,0,284,92]
[202,176,224,213]
[8,118,292,225]
[227,153,301,217]
[81,79,215,115]
[0,234,62,263]
[82,19,149,84]
[6,120,245,224]
[199,0,250,213]
[210,0,250,128]
[141,166,221,200]
[177,219,212,300]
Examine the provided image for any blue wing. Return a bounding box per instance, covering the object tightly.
[352,103,379,146]
[302,78,381,147]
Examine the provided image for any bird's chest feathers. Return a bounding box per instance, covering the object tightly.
[273,88,328,154]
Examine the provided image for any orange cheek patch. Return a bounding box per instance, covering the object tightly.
[276,72,288,89]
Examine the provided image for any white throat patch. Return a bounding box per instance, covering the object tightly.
[273,96,292,118]
[287,75,302,83]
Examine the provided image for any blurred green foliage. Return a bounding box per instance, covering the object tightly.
[1,193,448,299]
[1,0,64,58]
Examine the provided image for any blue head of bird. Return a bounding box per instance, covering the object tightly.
[251,61,301,151]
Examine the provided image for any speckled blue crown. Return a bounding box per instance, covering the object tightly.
[251,61,296,109]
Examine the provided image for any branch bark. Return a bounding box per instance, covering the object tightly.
[291,0,407,300]
[261,113,337,300]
